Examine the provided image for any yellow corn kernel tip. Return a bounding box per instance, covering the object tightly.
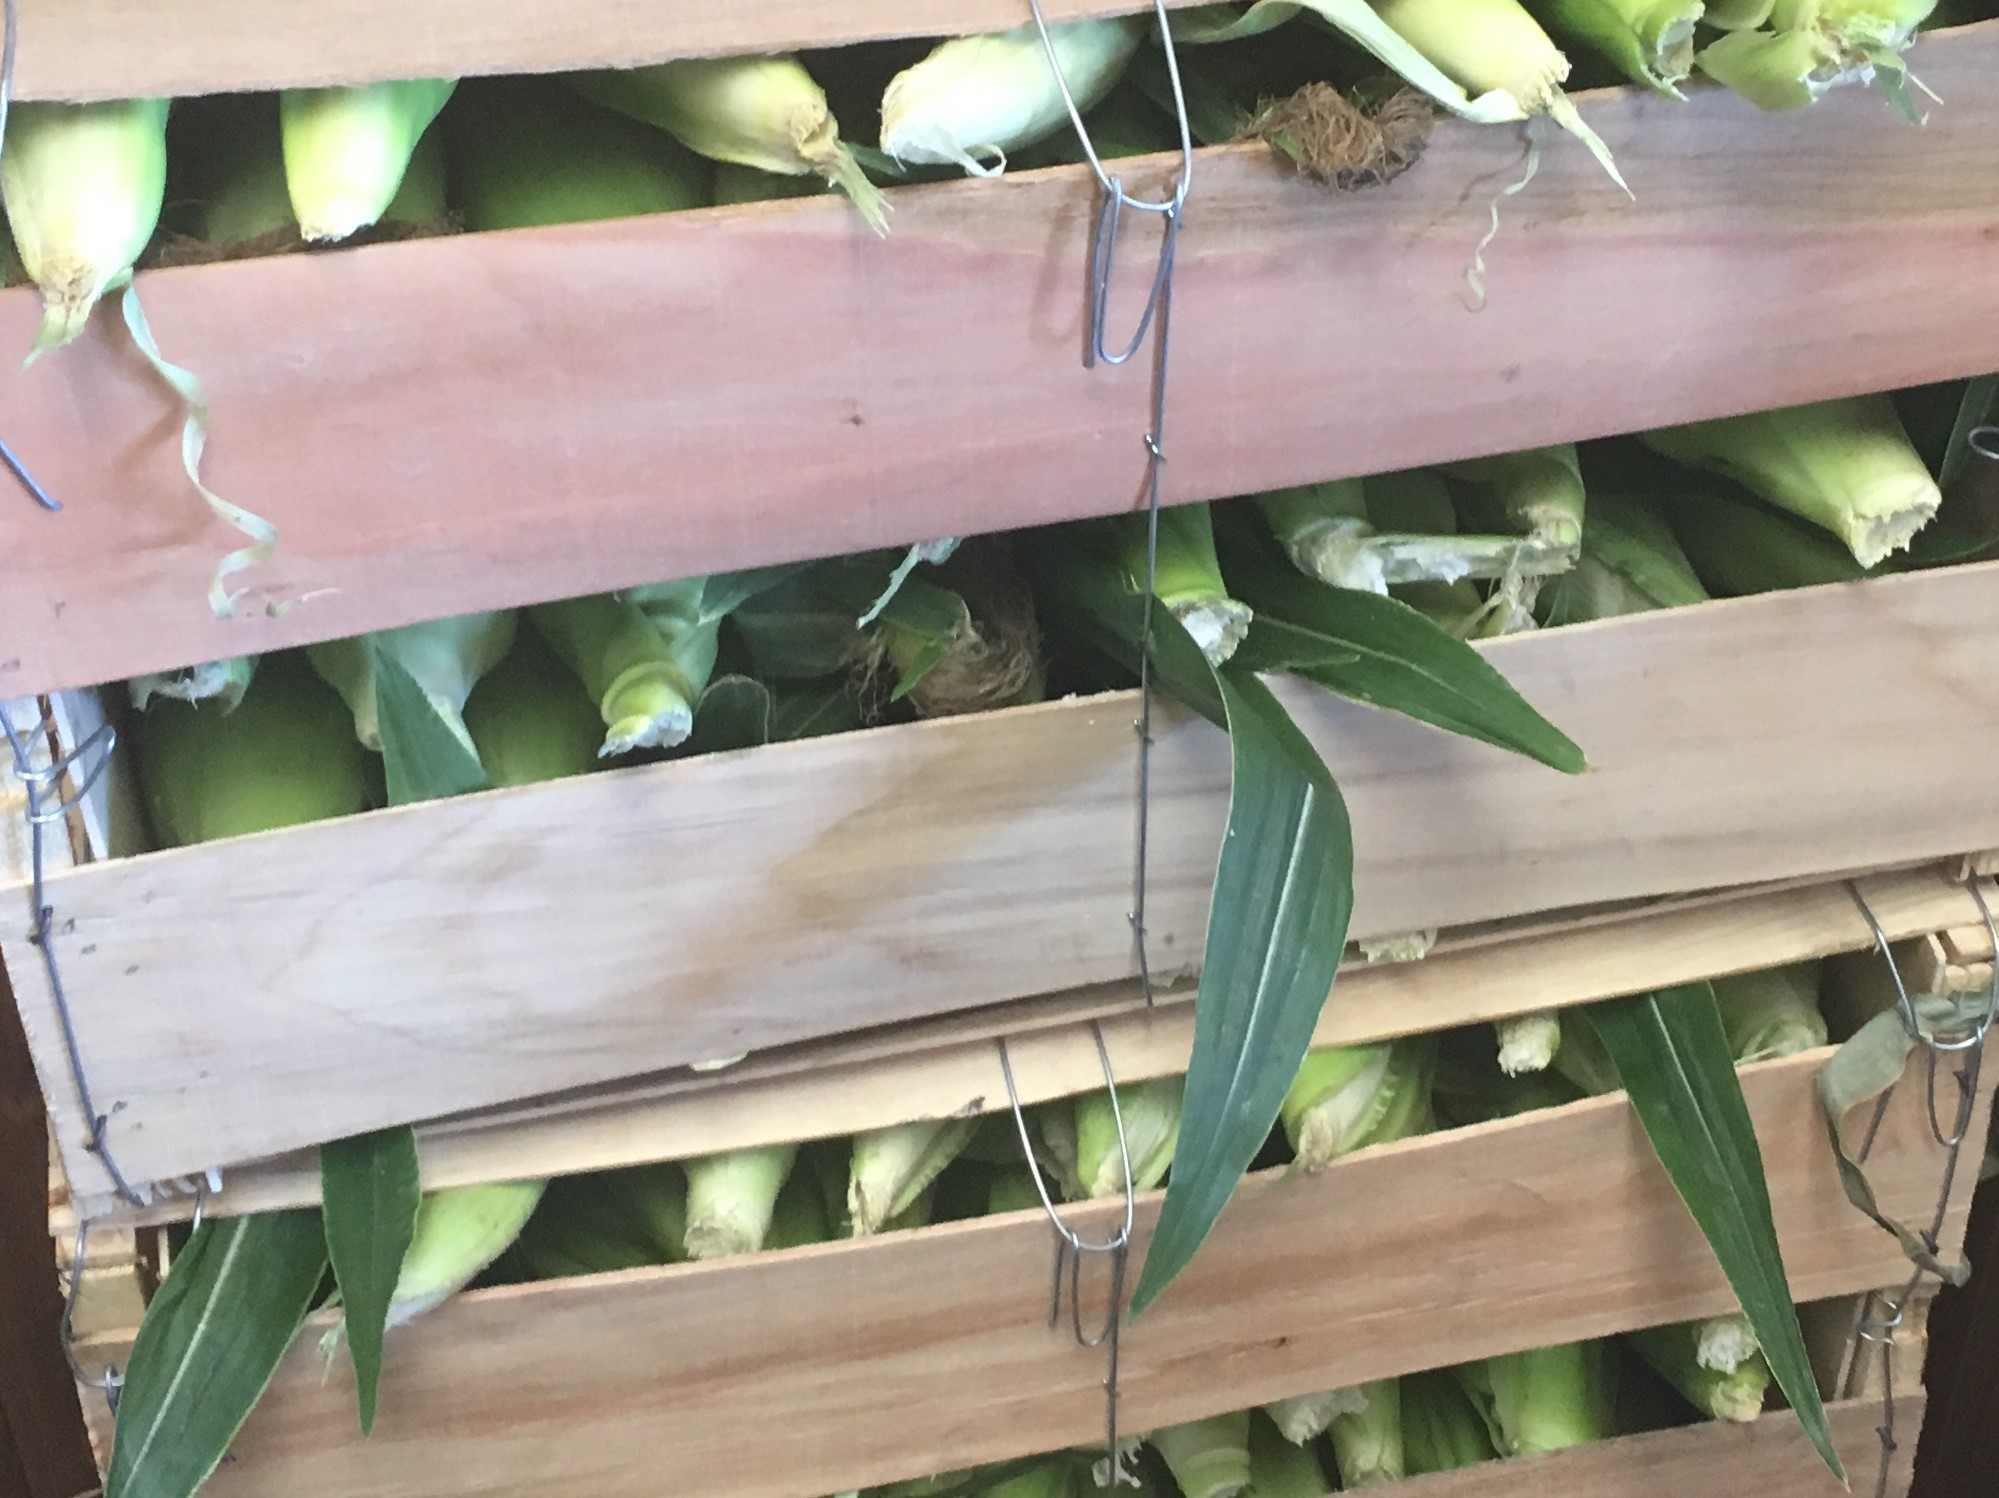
[879,19,1143,174]
[2,98,169,357]
[575,57,886,233]
[1370,0,1572,113]
[281,79,456,242]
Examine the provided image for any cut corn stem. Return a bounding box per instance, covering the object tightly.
[1263,1385,1367,1445]
[129,656,258,714]
[1628,1320,1773,1421]
[529,595,699,755]
[1148,1413,1252,1498]
[683,1144,799,1260]
[1496,1011,1563,1076]
[1076,1077,1184,1198]
[1712,962,1827,1062]
[1281,1036,1436,1172]
[1526,0,1704,93]
[280,79,456,242]
[1110,503,1253,666]
[849,1118,980,1235]
[1328,1378,1406,1487]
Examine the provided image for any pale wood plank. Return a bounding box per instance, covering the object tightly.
[5,26,1999,696]
[14,559,1999,1203]
[67,864,1982,1227]
[71,1055,1984,1498]
[13,0,1185,103]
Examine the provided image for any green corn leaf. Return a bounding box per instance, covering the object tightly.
[1216,510,1584,772]
[105,1210,329,1498]
[374,646,488,805]
[319,1126,421,1434]
[682,675,775,756]
[1584,986,1841,1481]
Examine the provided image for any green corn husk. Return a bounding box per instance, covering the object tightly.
[1400,1371,1498,1475]
[1262,1386,1367,1446]
[985,1163,1047,1216]
[1494,1013,1564,1076]
[385,1180,547,1325]
[128,655,259,715]
[1628,1320,1773,1421]
[878,20,1144,174]
[1074,1077,1184,1198]
[1523,0,1704,94]
[461,629,605,789]
[1664,487,1868,595]
[514,1169,684,1279]
[1249,1408,1333,1496]
[1550,1010,1622,1096]
[1639,396,1941,567]
[849,1118,981,1236]
[1454,1339,1618,1456]
[1107,504,1253,666]
[1712,961,1828,1062]
[682,1144,799,1260]
[1280,1036,1437,1173]
[1034,1103,1084,1203]
[448,76,710,230]
[1327,1379,1405,1487]
[767,1166,835,1249]
[1148,1413,1252,1498]
[1535,491,1709,626]
[1434,1029,1585,1127]
[1698,0,1934,112]
[280,79,456,242]
[529,594,702,755]
[135,652,373,847]
[1370,0,1572,112]
[307,612,517,763]
[574,57,886,232]
[3,99,170,355]
[1440,444,1588,558]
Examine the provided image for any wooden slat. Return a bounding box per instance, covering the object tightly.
[1380,1396,1919,1498]
[14,558,1999,1203]
[70,863,1983,1227]
[13,0,1183,103]
[7,25,1999,695]
[69,1053,1987,1498]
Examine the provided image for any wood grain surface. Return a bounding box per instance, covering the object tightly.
[5,23,1998,696]
[69,1053,1982,1498]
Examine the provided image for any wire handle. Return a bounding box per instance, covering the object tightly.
[1025,0,1195,1008]
[999,1023,1139,1483]
[1842,877,1996,1498]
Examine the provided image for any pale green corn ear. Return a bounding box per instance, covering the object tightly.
[1713,962,1827,1062]
[1696,28,1852,110]
[1628,1320,1772,1420]
[1108,504,1253,666]
[1075,1076,1183,1198]
[1495,1012,1563,1075]
[280,79,456,241]
[1639,395,1940,566]
[448,77,709,231]
[878,20,1143,174]
[307,612,518,759]
[1454,1340,1618,1455]
[2,99,169,356]
[1149,1413,1253,1498]
[1281,1036,1436,1172]
[1400,1371,1497,1474]
[1328,1379,1405,1487]
[1524,0,1704,93]
[529,595,699,755]
[849,1118,980,1235]
[129,656,258,714]
[136,652,372,846]
[386,1180,547,1326]
[462,629,604,789]
[683,1144,798,1260]
[1262,1385,1368,1445]
[574,57,886,233]
[1248,1409,1333,1497]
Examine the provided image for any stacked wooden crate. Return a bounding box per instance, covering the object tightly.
[7,7,1999,1497]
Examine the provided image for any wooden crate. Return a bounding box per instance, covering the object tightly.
[1,20,1995,697]
[11,557,1999,1213]
[52,875,1994,1497]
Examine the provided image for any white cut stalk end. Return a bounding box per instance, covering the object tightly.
[1695,1314,1760,1373]
[1497,1012,1561,1076]
[1172,599,1253,667]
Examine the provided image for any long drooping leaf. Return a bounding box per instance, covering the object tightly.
[105,1211,328,1498]
[1217,510,1585,773]
[320,1127,421,1434]
[1584,987,1841,1480]
[374,647,488,805]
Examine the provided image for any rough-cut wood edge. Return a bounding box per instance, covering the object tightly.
[14,556,1999,1205]
[59,863,1985,1228]
[14,0,1186,103]
[6,24,1999,697]
[63,1052,1984,1498]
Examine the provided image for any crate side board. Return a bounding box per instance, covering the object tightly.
[4,23,1999,695]
[71,1054,1987,1498]
[13,562,1999,1202]
[61,865,1986,1226]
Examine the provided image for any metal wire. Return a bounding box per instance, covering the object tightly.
[60,1220,125,1416]
[1968,424,1999,462]
[999,1022,1139,1482]
[1026,0,1194,1009]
